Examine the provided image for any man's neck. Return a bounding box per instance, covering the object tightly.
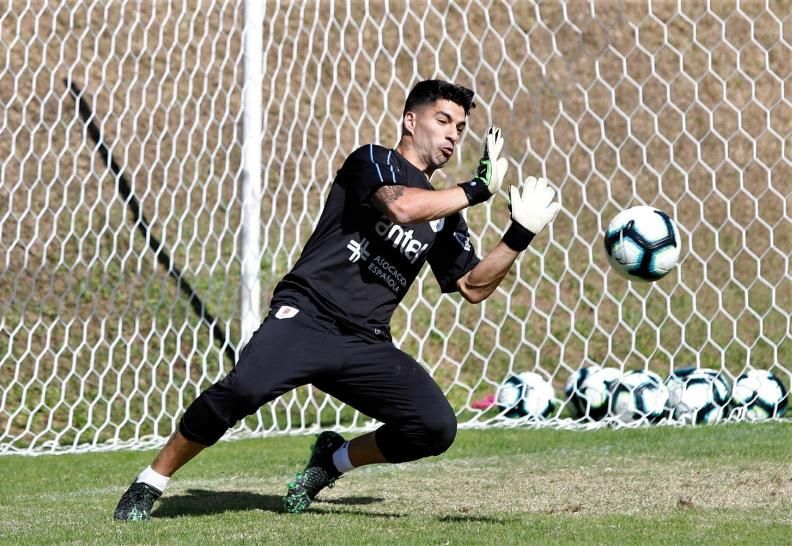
[395,140,433,179]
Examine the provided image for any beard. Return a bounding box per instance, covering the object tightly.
[429,149,452,170]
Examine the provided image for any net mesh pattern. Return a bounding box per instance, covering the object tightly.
[1,1,789,453]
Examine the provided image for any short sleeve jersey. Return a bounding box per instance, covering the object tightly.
[272,145,480,341]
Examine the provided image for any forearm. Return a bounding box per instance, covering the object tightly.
[376,185,470,224]
[458,241,520,303]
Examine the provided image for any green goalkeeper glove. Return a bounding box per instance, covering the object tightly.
[458,126,508,205]
[502,176,561,251]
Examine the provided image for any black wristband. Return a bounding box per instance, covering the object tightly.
[458,180,491,206]
[502,222,535,252]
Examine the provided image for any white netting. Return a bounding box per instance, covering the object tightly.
[1,0,789,454]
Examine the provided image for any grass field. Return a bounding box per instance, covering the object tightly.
[1,424,790,544]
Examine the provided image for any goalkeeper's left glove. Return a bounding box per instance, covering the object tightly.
[458,126,509,206]
[502,176,561,252]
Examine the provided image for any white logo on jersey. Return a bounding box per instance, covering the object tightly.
[453,231,471,251]
[429,218,445,233]
[374,218,430,264]
[347,237,370,263]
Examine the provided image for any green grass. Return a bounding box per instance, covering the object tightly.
[0,423,789,544]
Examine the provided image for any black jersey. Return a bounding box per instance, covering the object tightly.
[271,145,480,341]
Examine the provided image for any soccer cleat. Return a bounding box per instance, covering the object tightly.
[283,430,345,513]
[113,481,162,521]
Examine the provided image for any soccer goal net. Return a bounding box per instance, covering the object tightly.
[1,1,789,454]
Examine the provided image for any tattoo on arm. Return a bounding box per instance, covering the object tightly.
[372,185,405,213]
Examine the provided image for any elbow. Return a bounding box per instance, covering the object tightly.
[462,292,484,304]
[386,201,413,224]
[458,280,486,304]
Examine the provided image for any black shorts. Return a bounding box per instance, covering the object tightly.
[179,297,457,462]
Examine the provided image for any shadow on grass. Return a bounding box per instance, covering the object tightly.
[320,496,385,506]
[152,489,282,517]
[152,489,390,518]
[436,514,511,525]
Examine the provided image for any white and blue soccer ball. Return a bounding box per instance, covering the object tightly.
[565,365,621,421]
[609,370,669,424]
[665,368,731,424]
[604,206,681,282]
[496,371,556,419]
[730,369,788,421]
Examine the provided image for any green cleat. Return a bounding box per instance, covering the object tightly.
[113,482,162,521]
[283,431,346,513]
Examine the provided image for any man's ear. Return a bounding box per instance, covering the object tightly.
[402,111,416,136]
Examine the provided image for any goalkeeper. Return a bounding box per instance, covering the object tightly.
[114,79,561,520]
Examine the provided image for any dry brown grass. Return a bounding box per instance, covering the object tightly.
[323,454,792,517]
[0,1,790,449]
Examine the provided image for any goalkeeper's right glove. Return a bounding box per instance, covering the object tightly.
[458,126,509,206]
[502,176,561,252]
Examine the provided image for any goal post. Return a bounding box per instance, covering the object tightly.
[240,0,264,348]
[0,0,789,454]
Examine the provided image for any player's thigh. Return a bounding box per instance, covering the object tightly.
[316,338,453,426]
[216,309,343,405]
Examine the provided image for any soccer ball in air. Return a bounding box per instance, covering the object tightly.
[565,365,621,420]
[495,371,556,419]
[665,368,731,424]
[730,369,788,421]
[609,370,669,424]
[604,206,681,282]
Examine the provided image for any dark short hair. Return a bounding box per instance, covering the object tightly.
[402,80,476,117]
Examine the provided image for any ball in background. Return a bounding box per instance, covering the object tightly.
[604,205,681,282]
[665,367,731,424]
[496,371,556,419]
[730,369,788,420]
[565,365,621,420]
[609,370,669,424]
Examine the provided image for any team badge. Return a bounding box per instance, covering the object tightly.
[275,306,300,319]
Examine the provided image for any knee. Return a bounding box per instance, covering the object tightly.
[180,395,228,446]
[180,379,266,445]
[419,409,458,456]
[379,406,457,462]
